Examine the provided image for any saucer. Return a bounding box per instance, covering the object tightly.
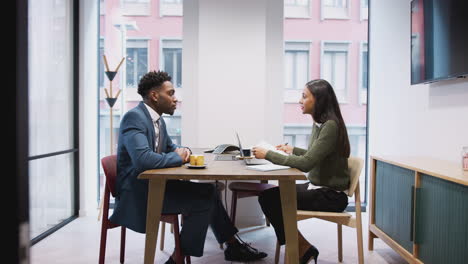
[186,164,207,169]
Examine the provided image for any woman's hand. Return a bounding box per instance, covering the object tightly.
[252,146,268,159]
[275,144,294,154]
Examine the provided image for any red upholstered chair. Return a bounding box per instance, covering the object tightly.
[99,155,190,264]
[228,181,276,226]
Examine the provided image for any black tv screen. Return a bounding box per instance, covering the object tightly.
[411,0,468,84]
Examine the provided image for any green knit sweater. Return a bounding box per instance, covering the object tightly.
[265,120,350,191]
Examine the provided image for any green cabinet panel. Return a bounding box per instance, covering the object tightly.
[416,174,468,264]
[375,161,414,253]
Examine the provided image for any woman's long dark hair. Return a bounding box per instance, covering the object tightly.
[306,79,350,157]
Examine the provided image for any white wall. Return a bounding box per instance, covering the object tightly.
[182,0,284,148]
[79,0,99,216]
[369,0,468,164]
[182,0,284,226]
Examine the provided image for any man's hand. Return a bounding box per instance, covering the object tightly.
[252,146,268,159]
[175,148,190,163]
[275,144,294,154]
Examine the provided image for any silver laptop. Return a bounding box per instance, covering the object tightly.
[236,132,271,165]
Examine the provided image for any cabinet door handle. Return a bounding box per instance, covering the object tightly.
[410,185,415,242]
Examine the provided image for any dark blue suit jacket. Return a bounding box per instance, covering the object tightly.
[110,101,183,233]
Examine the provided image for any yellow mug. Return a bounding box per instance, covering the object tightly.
[196,155,205,166]
[189,155,197,165]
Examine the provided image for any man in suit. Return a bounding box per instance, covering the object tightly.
[110,70,267,263]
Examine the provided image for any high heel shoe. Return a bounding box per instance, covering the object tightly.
[299,245,319,264]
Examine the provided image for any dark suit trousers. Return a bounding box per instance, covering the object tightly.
[258,183,348,245]
[161,180,238,257]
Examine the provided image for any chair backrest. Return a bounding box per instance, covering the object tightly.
[101,155,118,197]
[344,156,364,197]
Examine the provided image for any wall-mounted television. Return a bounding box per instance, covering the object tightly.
[411,0,468,84]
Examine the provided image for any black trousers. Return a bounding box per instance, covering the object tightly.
[161,180,238,257]
[258,183,348,245]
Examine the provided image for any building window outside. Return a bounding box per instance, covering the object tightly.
[360,0,368,20]
[160,39,182,143]
[322,42,349,103]
[284,0,310,18]
[163,48,182,88]
[160,0,183,17]
[360,43,368,104]
[126,39,149,88]
[99,38,105,88]
[322,0,349,20]
[285,42,310,90]
[122,0,151,16]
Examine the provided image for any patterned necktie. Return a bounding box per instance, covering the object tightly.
[154,119,160,153]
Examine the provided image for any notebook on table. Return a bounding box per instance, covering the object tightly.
[245,164,291,171]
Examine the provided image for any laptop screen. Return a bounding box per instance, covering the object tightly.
[235,132,244,157]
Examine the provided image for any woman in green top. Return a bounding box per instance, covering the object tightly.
[253,79,351,264]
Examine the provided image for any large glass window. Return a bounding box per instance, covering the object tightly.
[322,42,349,103]
[29,0,76,241]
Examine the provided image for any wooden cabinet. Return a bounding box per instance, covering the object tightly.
[369,156,468,264]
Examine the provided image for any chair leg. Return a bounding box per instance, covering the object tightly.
[173,217,183,264]
[355,186,364,264]
[99,187,111,264]
[120,227,126,263]
[230,191,238,225]
[274,240,280,264]
[98,219,108,264]
[337,224,343,262]
[160,222,165,251]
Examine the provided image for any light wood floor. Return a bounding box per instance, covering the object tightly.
[31,212,407,263]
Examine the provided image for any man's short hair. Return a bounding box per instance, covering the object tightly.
[137,70,172,99]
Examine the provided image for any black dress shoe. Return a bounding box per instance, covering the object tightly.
[165,256,176,264]
[224,240,268,262]
[300,245,319,264]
